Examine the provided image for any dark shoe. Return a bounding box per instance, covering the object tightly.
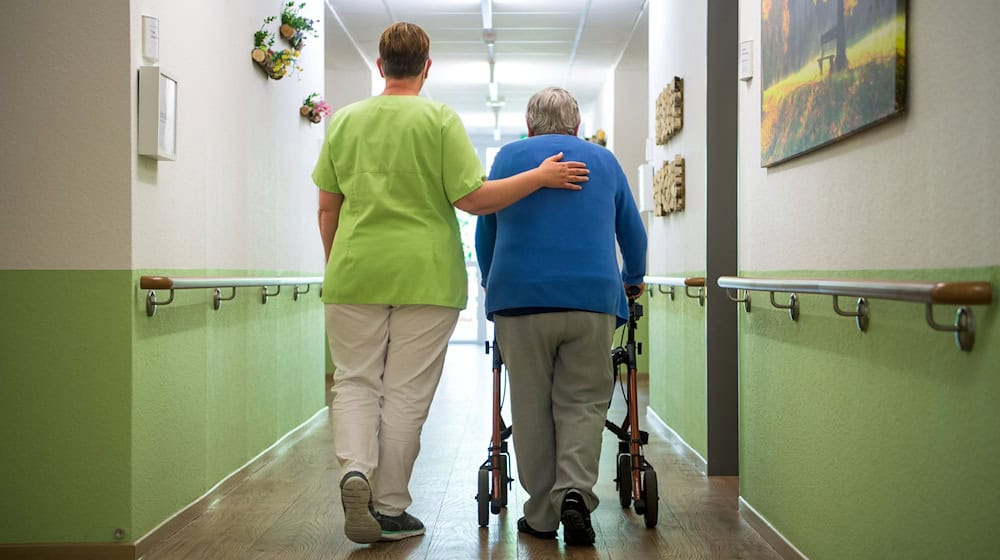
[340,471,381,544]
[560,489,595,546]
[517,517,557,540]
[377,511,425,541]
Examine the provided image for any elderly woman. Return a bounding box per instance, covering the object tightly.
[475,87,647,546]
[312,23,588,544]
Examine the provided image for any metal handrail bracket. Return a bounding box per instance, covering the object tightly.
[293,284,312,301]
[684,277,706,307]
[725,288,751,313]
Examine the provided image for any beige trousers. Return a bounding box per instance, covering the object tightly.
[325,304,459,516]
[495,311,616,532]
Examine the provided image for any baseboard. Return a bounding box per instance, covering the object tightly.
[0,543,134,560]
[738,497,810,560]
[644,406,708,469]
[133,406,329,558]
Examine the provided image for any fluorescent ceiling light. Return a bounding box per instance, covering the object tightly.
[458,111,526,129]
[481,0,493,29]
[427,61,489,84]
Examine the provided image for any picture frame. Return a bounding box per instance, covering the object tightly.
[760,0,908,167]
[138,66,177,161]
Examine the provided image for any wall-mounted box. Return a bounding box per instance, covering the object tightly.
[138,66,177,160]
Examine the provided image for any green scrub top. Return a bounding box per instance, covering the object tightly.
[312,95,485,309]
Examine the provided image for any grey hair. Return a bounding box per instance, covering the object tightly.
[525,87,581,135]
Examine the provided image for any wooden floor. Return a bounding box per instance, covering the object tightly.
[142,344,782,560]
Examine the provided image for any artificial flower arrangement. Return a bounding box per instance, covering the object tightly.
[279,2,319,50]
[251,15,303,80]
[300,93,332,123]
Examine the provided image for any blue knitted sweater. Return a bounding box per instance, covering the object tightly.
[475,134,647,327]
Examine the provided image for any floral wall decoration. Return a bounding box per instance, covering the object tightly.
[250,3,318,80]
[586,129,607,146]
[280,2,319,50]
[300,93,331,123]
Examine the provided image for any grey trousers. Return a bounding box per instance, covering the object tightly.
[495,311,616,532]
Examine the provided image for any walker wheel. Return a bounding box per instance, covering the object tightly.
[616,454,631,508]
[642,468,659,528]
[477,468,490,527]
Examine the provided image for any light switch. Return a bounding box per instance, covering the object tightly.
[143,16,160,62]
[739,40,753,82]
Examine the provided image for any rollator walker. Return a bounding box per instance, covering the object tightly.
[475,287,658,529]
[606,286,659,527]
[476,338,513,527]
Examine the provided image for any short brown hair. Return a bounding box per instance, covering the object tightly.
[379,22,430,78]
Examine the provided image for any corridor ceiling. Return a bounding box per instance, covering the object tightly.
[323,0,648,139]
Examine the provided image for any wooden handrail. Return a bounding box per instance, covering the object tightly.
[643,276,707,306]
[717,276,993,352]
[684,277,706,288]
[139,274,324,317]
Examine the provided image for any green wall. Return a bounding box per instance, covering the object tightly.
[0,270,134,542]
[131,269,326,539]
[0,269,325,544]
[637,291,649,375]
[739,267,999,560]
[646,276,708,459]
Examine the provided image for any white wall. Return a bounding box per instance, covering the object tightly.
[613,7,649,202]
[647,0,708,275]
[614,66,648,197]
[0,0,133,270]
[584,71,616,141]
[739,0,1000,272]
[324,12,374,112]
[130,0,326,273]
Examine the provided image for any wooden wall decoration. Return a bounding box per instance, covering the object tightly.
[655,77,684,145]
[653,155,685,216]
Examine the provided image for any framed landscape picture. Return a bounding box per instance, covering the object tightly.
[760,0,907,167]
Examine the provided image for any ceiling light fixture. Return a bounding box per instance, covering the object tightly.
[492,105,501,141]
[482,0,500,142]
[481,0,493,31]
